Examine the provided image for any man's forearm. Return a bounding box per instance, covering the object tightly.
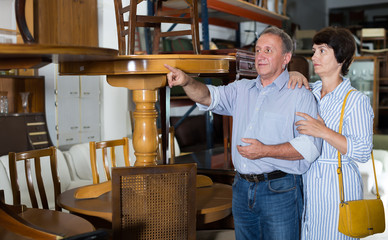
[182,80,211,106]
[262,142,303,160]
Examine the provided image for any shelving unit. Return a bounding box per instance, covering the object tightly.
[202,0,289,49]
[377,55,388,132]
[0,75,53,155]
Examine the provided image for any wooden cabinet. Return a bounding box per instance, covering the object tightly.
[56,73,101,147]
[377,54,388,132]
[0,76,52,156]
[32,0,98,47]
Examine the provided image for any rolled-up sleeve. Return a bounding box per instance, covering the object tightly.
[290,136,321,163]
[344,93,374,163]
[197,85,219,111]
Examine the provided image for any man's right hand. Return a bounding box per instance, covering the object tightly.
[164,64,192,88]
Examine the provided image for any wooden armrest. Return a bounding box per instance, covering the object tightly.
[74,181,112,199]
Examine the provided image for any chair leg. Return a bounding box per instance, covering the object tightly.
[190,0,201,54]
[128,0,138,54]
[153,0,164,53]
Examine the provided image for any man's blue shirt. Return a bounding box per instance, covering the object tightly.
[197,70,322,174]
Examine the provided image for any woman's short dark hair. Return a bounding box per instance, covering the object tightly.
[313,27,355,76]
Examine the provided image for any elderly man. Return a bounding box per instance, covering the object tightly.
[165,26,321,240]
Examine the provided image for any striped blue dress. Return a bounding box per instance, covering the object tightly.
[301,78,374,240]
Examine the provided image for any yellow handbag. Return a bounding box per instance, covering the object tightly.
[337,90,385,238]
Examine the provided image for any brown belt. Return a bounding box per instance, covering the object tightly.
[239,170,288,182]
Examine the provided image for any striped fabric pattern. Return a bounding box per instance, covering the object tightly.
[301,78,374,240]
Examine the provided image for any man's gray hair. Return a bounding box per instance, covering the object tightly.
[261,26,293,55]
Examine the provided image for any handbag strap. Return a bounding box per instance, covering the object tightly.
[337,89,381,203]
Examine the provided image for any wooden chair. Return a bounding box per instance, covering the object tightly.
[8,146,61,211]
[112,163,197,240]
[0,199,109,240]
[114,0,200,54]
[288,55,310,81]
[360,28,387,50]
[0,200,59,240]
[89,137,130,184]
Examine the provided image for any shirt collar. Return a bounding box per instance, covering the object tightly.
[255,69,290,91]
[312,77,352,101]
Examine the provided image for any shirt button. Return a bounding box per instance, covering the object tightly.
[255,108,259,111]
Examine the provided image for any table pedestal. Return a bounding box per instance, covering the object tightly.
[132,90,158,166]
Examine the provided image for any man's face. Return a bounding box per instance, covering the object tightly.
[255,33,290,83]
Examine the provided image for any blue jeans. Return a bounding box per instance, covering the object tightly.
[232,172,303,240]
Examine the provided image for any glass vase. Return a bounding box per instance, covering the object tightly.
[20,92,30,113]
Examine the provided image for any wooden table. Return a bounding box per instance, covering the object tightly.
[0,208,95,239]
[59,54,232,166]
[0,44,232,166]
[57,183,233,226]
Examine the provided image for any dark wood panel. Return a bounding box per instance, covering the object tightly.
[0,113,53,156]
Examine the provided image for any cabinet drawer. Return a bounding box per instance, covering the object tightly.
[29,132,49,143]
[81,130,100,143]
[26,122,47,132]
[58,132,79,146]
[25,114,45,122]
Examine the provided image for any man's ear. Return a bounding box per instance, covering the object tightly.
[283,52,292,66]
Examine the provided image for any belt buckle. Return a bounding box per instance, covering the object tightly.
[253,175,259,182]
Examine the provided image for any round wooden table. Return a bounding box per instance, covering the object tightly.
[57,183,233,225]
[0,44,233,167]
[0,208,95,240]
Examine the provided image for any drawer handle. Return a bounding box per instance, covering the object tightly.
[88,136,95,139]
[70,126,79,130]
[66,138,74,141]
[83,126,90,129]
[27,122,44,126]
[32,141,48,146]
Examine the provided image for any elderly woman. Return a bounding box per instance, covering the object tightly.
[294,27,374,239]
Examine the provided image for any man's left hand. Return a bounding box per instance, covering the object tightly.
[237,138,268,160]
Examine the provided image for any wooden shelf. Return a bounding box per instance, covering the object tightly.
[0,76,45,113]
[207,0,288,27]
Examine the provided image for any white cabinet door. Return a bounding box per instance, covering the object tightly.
[57,75,80,99]
[80,76,99,99]
[80,76,101,143]
[57,75,81,146]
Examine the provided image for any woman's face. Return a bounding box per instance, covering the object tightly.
[311,43,341,78]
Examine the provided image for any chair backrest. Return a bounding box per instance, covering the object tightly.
[360,28,387,50]
[0,200,59,240]
[112,163,197,240]
[8,146,61,211]
[89,137,130,184]
[114,0,200,54]
[288,55,310,81]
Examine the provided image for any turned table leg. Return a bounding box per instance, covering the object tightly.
[132,90,158,166]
